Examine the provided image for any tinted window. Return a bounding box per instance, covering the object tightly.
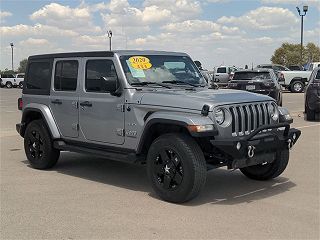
[217,67,226,73]
[261,65,271,69]
[54,61,78,91]
[26,62,51,90]
[316,70,320,80]
[86,60,118,92]
[17,74,24,78]
[233,72,271,80]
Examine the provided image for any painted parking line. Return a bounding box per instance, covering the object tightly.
[296,124,320,129]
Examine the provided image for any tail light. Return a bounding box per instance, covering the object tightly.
[18,98,23,110]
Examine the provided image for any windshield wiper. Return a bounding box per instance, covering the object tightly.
[131,82,171,89]
[161,80,199,87]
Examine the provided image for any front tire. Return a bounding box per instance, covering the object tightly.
[24,119,60,169]
[240,150,289,180]
[147,133,206,203]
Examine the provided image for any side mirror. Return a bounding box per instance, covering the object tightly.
[101,76,121,96]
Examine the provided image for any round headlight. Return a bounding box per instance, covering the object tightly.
[268,103,279,121]
[215,108,225,125]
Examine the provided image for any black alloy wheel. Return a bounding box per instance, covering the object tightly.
[27,129,44,160]
[153,148,184,190]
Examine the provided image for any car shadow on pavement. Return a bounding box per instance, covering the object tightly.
[22,152,296,206]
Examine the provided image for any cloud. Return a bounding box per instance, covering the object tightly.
[0,24,78,37]
[261,0,320,10]
[217,7,299,30]
[30,3,101,33]
[20,38,50,46]
[0,11,12,23]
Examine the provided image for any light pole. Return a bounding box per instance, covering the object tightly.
[296,5,308,64]
[10,42,14,71]
[107,30,112,51]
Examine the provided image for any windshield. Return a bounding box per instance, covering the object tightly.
[120,55,206,86]
[233,72,271,80]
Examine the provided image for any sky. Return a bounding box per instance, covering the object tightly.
[0,0,319,70]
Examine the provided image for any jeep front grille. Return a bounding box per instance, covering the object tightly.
[229,102,272,136]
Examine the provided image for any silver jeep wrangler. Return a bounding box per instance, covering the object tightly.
[16,51,301,203]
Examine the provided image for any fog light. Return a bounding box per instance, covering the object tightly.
[236,142,241,150]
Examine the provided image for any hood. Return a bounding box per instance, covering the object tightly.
[138,88,274,111]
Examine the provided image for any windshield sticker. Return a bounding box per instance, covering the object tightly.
[126,60,146,78]
[129,56,152,70]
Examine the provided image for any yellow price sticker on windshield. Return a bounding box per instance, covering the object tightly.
[129,56,152,70]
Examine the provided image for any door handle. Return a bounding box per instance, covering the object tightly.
[51,99,62,105]
[80,101,92,107]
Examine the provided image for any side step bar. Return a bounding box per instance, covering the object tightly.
[53,140,145,164]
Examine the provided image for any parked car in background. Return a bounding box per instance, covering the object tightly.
[0,74,16,88]
[256,64,290,75]
[228,69,282,106]
[15,73,25,88]
[305,67,320,121]
[287,65,304,71]
[213,66,238,87]
[307,62,320,71]
[278,69,312,93]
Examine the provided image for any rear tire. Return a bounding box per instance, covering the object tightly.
[19,82,23,88]
[290,80,304,93]
[5,82,12,88]
[240,150,289,180]
[147,133,206,203]
[24,119,60,169]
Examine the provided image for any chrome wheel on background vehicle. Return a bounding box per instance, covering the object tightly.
[19,82,23,88]
[291,81,304,93]
[5,82,12,88]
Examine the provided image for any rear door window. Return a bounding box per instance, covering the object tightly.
[54,60,78,91]
[233,72,271,80]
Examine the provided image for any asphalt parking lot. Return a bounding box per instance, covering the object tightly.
[1,88,319,239]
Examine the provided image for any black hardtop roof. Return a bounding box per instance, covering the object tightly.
[28,50,188,60]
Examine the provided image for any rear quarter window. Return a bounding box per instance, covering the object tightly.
[23,59,53,95]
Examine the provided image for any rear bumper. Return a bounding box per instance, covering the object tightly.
[210,123,301,169]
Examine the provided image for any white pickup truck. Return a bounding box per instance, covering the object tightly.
[278,62,320,93]
[279,70,312,93]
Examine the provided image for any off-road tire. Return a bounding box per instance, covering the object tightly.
[240,150,289,180]
[147,133,206,203]
[5,82,13,88]
[24,119,60,169]
[290,80,304,93]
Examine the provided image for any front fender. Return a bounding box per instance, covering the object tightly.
[22,103,60,139]
[136,111,216,154]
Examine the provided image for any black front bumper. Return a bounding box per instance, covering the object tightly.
[210,123,301,169]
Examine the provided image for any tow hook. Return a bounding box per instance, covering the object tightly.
[248,145,255,158]
[287,139,293,150]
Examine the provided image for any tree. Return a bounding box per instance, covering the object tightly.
[271,42,320,66]
[17,58,28,73]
